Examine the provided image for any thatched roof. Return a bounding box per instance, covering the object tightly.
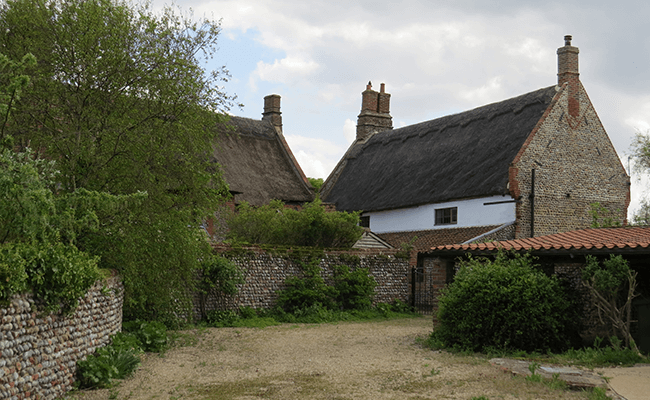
[322,86,558,212]
[211,116,314,206]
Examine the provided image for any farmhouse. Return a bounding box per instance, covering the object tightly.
[321,36,630,251]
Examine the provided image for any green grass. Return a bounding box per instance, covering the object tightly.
[203,301,423,328]
[421,331,649,368]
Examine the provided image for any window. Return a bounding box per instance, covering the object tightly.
[435,207,457,225]
[359,216,370,228]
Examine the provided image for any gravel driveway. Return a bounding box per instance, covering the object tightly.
[70,317,596,400]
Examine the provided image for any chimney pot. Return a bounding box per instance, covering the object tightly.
[262,94,282,132]
[356,81,392,141]
[557,35,580,117]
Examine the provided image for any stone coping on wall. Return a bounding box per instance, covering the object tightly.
[0,275,124,400]
[211,243,406,258]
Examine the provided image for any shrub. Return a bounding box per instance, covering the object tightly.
[275,258,377,314]
[226,199,363,248]
[122,320,168,353]
[333,265,376,310]
[275,259,337,313]
[76,331,142,389]
[433,252,581,353]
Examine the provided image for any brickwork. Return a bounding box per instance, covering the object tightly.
[0,275,124,400]
[262,94,282,130]
[511,82,629,238]
[357,82,392,141]
[423,257,448,326]
[196,245,410,319]
[553,261,608,341]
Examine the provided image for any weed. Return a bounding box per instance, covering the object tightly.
[588,387,610,400]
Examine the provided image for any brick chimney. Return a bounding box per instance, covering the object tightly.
[557,35,580,117]
[356,81,392,141]
[262,94,282,132]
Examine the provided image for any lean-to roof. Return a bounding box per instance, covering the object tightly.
[323,86,558,212]
[425,227,650,256]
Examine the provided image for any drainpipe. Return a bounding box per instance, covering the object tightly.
[530,169,535,238]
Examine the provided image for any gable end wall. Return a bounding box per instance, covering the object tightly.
[512,83,629,238]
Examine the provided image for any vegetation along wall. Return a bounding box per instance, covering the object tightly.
[0,275,123,400]
[200,245,410,317]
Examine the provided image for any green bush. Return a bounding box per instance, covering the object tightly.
[23,242,101,313]
[76,333,141,389]
[275,258,377,314]
[227,199,363,248]
[0,244,28,303]
[122,320,168,353]
[275,259,338,313]
[433,252,581,353]
[333,265,376,310]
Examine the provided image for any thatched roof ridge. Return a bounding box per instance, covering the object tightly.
[323,85,558,212]
[211,116,315,206]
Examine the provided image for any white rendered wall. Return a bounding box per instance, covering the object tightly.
[366,195,516,234]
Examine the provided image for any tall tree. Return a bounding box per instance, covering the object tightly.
[631,132,650,224]
[0,0,236,323]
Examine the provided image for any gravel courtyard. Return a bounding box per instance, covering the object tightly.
[70,317,597,400]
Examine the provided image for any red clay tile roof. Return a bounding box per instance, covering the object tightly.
[378,225,501,252]
[427,227,650,254]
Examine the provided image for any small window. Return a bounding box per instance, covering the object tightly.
[359,216,370,228]
[435,207,457,225]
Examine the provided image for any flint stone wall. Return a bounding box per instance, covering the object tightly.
[197,245,410,318]
[0,275,123,400]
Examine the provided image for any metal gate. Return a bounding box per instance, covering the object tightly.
[411,266,434,314]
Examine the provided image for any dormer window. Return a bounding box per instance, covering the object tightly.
[435,207,457,225]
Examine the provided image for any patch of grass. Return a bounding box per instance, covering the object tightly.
[191,372,332,399]
[169,327,208,347]
[204,301,423,328]
[550,336,648,368]
[587,387,610,400]
[423,330,649,369]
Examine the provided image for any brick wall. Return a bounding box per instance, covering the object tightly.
[196,245,410,319]
[511,82,629,238]
[554,261,612,342]
[423,257,451,326]
[0,275,123,400]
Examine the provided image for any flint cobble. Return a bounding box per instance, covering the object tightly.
[0,276,123,400]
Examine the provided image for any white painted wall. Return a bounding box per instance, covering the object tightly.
[366,195,516,234]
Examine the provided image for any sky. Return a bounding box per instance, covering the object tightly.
[150,0,650,218]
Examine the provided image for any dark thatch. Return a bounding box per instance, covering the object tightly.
[323,86,558,212]
[211,116,314,206]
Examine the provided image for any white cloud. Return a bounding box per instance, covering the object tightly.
[343,119,356,144]
[250,57,319,89]
[284,134,347,178]
[459,76,505,105]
